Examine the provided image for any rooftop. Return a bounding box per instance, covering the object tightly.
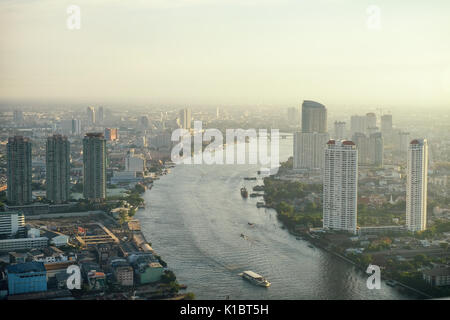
[6,261,46,274]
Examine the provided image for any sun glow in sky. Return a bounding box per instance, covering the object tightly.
[1,0,449,109]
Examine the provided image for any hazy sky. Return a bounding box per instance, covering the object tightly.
[1,0,450,108]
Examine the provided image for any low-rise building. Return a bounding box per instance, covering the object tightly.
[6,262,47,295]
[423,267,450,287]
[0,237,48,252]
[109,257,134,286]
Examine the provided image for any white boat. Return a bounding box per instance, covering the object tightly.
[239,270,271,287]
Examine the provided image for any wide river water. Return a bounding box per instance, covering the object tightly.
[136,136,414,299]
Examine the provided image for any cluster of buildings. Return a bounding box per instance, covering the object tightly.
[0,212,167,299]
[292,100,429,235]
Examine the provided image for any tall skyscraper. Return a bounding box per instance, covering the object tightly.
[350,115,367,136]
[352,131,384,167]
[369,132,384,167]
[83,133,106,202]
[87,107,95,126]
[13,110,24,126]
[46,135,70,204]
[334,121,346,140]
[179,108,192,130]
[323,140,358,234]
[365,112,377,129]
[98,106,104,125]
[293,100,328,171]
[406,139,428,232]
[293,132,329,170]
[72,119,81,135]
[7,136,32,205]
[352,132,370,165]
[380,114,393,137]
[301,100,327,133]
[397,131,410,154]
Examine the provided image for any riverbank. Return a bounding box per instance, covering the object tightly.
[260,175,434,299]
[133,163,195,300]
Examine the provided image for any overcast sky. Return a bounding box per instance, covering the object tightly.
[1,0,449,109]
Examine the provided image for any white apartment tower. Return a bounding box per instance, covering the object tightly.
[323,140,358,234]
[406,139,428,232]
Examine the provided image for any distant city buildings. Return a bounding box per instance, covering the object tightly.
[334,121,346,140]
[397,131,410,155]
[83,133,107,202]
[7,136,32,205]
[105,128,118,141]
[71,119,81,135]
[287,106,301,126]
[125,149,146,173]
[139,116,149,130]
[179,108,192,130]
[406,139,428,232]
[350,115,367,136]
[86,107,95,126]
[46,135,70,204]
[380,114,393,137]
[323,140,358,234]
[98,106,105,125]
[13,110,24,126]
[352,131,383,167]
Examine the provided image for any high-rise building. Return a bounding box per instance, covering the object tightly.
[72,119,81,135]
[323,140,358,234]
[293,132,329,170]
[350,115,367,136]
[397,131,410,154]
[83,133,106,202]
[352,132,370,165]
[406,139,428,232]
[366,112,377,129]
[13,110,24,126]
[7,136,32,205]
[334,121,346,140]
[293,100,328,171]
[179,108,192,130]
[98,106,104,125]
[380,114,393,137]
[105,128,118,141]
[87,107,95,126]
[352,131,383,167]
[46,135,70,203]
[301,100,327,133]
[139,116,149,130]
[369,132,384,167]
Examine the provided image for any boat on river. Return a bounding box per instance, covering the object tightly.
[239,271,271,287]
[240,187,248,198]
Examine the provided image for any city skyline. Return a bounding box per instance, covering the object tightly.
[1,1,450,108]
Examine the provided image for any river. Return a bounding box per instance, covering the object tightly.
[136,136,414,299]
